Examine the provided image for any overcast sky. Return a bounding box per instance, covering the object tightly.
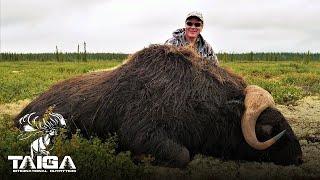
[1,0,319,53]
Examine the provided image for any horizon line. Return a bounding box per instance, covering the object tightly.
[1,51,320,54]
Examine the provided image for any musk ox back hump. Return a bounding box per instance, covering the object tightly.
[16,45,246,140]
[91,45,247,138]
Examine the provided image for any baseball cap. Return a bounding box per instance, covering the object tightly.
[186,11,204,22]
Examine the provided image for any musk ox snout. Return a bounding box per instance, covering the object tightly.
[255,107,303,165]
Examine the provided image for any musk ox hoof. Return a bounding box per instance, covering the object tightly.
[174,148,190,168]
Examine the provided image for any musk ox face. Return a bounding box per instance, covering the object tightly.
[255,108,303,165]
[14,45,302,167]
[237,85,302,166]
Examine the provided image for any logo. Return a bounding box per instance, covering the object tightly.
[8,156,76,173]
[8,106,76,173]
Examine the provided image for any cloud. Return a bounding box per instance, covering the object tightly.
[1,0,319,52]
[200,0,320,52]
[1,0,105,26]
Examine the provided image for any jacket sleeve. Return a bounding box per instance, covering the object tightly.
[165,37,179,46]
[205,43,219,66]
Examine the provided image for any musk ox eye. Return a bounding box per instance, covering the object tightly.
[256,124,276,141]
[261,125,273,135]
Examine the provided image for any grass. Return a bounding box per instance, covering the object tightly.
[0,60,122,104]
[0,115,151,179]
[221,61,320,104]
[0,60,320,179]
[0,60,319,105]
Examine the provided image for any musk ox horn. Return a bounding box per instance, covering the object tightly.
[241,85,286,150]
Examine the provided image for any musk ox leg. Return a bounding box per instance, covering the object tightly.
[159,140,190,168]
[147,138,190,168]
[121,129,190,168]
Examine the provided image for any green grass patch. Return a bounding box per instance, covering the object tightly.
[0,60,319,179]
[0,114,152,179]
[222,61,320,104]
[0,60,319,105]
[0,60,122,104]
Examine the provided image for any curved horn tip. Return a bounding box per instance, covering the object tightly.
[273,130,286,141]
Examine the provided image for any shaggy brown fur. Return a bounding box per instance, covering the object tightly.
[15,45,301,167]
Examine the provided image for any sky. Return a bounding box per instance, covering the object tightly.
[1,0,320,53]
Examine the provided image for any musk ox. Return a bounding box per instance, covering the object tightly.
[15,45,302,167]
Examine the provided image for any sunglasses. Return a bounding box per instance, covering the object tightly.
[186,21,202,28]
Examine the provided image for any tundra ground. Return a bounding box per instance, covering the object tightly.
[1,95,319,179]
[0,60,319,179]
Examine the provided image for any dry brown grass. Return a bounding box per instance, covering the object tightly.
[0,99,30,116]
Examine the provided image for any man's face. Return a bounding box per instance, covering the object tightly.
[185,17,203,39]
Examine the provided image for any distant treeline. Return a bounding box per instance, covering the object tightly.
[217,52,319,62]
[0,52,319,62]
[0,52,128,62]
